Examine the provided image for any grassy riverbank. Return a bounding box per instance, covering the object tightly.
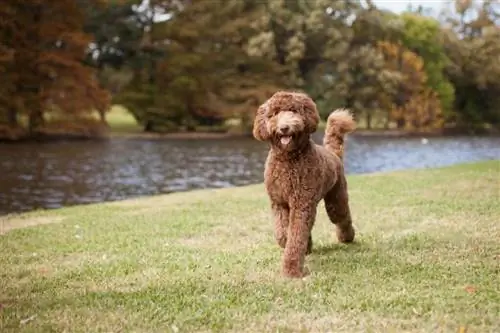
[104,106,498,140]
[1,161,499,332]
[1,106,497,142]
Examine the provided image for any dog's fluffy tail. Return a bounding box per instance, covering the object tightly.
[323,109,356,160]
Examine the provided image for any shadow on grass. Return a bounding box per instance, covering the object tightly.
[312,241,365,256]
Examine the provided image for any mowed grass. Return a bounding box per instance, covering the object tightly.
[105,105,143,133]
[1,161,499,333]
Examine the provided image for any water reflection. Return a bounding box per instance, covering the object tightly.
[0,134,499,214]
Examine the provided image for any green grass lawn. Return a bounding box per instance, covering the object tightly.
[105,105,143,134]
[1,161,499,332]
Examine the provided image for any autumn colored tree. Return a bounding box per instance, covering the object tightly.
[0,4,17,129]
[377,41,444,131]
[393,89,444,131]
[399,13,455,118]
[0,0,110,139]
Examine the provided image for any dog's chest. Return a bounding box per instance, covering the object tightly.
[265,165,294,197]
[264,157,322,203]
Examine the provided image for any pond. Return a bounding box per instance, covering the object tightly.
[0,133,499,215]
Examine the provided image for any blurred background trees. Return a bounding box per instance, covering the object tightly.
[0,0,111,139]
[0,0,498,139]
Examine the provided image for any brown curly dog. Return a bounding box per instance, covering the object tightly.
[253,90,356,278]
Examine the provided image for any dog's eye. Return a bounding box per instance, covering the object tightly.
[267,110,278,118]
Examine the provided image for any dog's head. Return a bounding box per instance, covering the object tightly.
[252,91,320,151]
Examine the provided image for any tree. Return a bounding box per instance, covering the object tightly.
[333,44,398,129]
[83,0,144,70]
[335,5,404,128]
[114,0,286,132]
[0,3,17,128]
[246,0,358,117]
[0,0,111,138]
[377,41,444,131]
[69,0,498,135]
[441,0,500,130]
[399,13,455,118]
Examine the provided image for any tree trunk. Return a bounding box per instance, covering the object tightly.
[144,120,153,132]
[99,109,106,123]
[7,108,18,127]
[25,3,43,135]
[396,118,406,129]
[384,113,390,129]
[365,112,372,129]
[28,108,43,134]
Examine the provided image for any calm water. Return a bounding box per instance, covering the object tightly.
[0,133,499,215]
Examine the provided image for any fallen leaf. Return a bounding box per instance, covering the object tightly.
[38,267,49,275]
[464,285,476,294]
[20,314,37,325]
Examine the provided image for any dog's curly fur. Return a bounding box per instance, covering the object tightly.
[253,90,356,278]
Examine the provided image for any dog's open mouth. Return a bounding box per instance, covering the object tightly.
[280,136,292,145]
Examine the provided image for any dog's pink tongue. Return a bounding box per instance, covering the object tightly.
[280,136,291,145]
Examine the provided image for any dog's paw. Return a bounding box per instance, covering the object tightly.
[336,226,355,243]
[306,235,313,255]
[282,266,310,279]
[306,240,313,256]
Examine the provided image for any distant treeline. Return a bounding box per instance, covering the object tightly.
[0,0,499,139]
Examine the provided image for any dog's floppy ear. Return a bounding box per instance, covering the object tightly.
[252,102,270,141]
[301,94,320,134]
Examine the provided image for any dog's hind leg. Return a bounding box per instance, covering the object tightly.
[272,202,289,249]
[306,234,313,255]
[324,175,355,243]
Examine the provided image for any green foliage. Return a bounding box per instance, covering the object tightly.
[399,13,455,117]
[1,0,498,137]
[248,0,359,118]
[439,0,500,130]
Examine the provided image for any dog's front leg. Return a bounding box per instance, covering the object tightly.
[272,202,289,248]
[282,205,316,278]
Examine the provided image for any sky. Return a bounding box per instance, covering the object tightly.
[373,0,447,15]
[145,0,455,22]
